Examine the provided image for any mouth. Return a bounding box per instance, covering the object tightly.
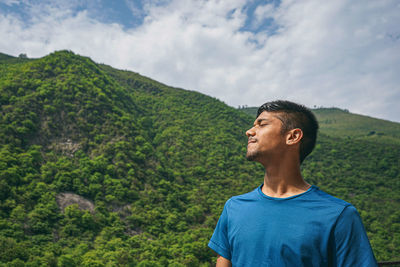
[248,139,256,144]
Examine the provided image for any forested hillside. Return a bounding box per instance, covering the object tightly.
[0,51,399,266]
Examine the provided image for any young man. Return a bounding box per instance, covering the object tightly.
[208,100,377,267]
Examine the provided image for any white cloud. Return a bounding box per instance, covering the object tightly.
[0,0,399,122]
[0,0,20,6]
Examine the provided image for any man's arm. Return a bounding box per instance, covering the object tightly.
[335,205,377,266]
[216,255,232,267]
[209,200,232,263]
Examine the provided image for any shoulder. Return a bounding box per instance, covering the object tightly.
[229,186,260,202]
[310,187,352,208]
[302,187,357,221]
[223,186,261,210]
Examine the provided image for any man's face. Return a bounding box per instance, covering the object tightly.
[246,111,287,162]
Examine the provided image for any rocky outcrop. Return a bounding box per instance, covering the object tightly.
[56,192,95,213]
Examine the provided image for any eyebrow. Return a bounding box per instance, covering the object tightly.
[254,118,270,126]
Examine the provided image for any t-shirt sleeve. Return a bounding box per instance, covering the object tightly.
[334,205,378,267]
[208,199,231,260]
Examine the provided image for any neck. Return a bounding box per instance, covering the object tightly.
[260,155,310,198]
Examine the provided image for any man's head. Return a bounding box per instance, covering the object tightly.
[246,100,319,164]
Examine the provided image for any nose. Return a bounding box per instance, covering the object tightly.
[246,127,255,137]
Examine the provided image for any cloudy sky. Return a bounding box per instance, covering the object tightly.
[1,0,399,122]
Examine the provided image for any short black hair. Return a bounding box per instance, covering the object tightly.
[257,100,319,163]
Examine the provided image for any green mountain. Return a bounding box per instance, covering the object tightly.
[240,106,400,144]
[0,52,30,64]
[0,51,399,266]
[0,52,14,61]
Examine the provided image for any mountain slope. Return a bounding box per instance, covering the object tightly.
[0,51,399,265]
[313,107,400,144]
[0,52,14,61]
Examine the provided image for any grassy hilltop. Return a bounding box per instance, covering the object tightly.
[0,51,399,266]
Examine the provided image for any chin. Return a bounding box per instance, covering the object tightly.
[246,151,258,161]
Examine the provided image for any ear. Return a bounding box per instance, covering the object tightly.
[286,128,303,146]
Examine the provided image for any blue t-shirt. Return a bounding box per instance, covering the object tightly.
[208,185,377,267]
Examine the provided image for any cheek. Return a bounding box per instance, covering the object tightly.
[259,133,281,147]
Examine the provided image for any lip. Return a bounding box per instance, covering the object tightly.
[248,139,256,144]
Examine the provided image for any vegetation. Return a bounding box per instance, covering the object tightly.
[0,51,399,266]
